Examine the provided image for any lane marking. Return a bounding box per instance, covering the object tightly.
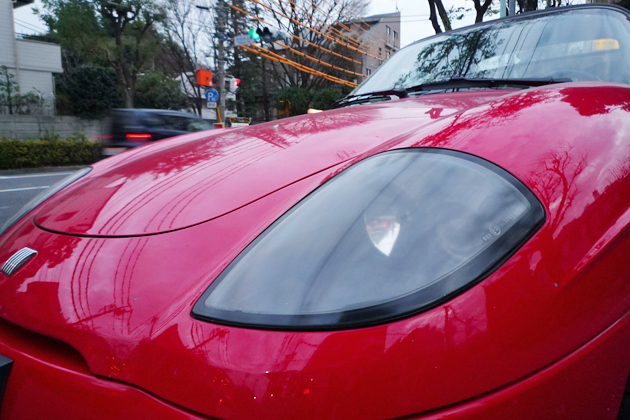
[0,186,50,193]
[0,172,74,180]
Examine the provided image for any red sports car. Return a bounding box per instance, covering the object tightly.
[2,4,630,419]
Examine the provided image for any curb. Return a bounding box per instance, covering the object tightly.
[0,166,88,176]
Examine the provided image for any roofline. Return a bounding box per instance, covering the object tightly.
[344,11,400,26]
[13,0,35,9]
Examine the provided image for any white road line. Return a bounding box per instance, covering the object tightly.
[0,186,50,193]
[0,172,74,180]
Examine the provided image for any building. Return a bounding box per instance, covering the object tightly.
[1,0,63,114]
[345,12,401,78]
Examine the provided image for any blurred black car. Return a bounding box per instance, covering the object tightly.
[102,109,213,156]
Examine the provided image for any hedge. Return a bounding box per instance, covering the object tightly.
[0,134,102,170]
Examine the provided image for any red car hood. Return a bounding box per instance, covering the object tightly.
[34,91,504,236]
[4,84,630,419]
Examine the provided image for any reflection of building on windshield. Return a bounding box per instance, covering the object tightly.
[354,8,630,95]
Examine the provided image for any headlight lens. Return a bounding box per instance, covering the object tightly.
[0,167,92,238]
[193,149,544,330]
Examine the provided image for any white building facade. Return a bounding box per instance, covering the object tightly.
[1,0,63,115]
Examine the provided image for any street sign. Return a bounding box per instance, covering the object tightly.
[234,34,255,47]
[207,101,217,109]
[205,88,219,103]
[196,69,212,87]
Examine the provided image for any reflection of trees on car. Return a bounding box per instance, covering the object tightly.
[393,28,500,89]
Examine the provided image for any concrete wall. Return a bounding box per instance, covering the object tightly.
[0,115,108,139]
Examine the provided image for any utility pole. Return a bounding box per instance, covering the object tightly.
[231,0,245,115]
[196,2,226,125]
[216,0,226,124]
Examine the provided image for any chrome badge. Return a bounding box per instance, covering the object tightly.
[1,248,37,276]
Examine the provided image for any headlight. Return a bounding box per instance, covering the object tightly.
[192,149,545,330]
[0,167,92,238]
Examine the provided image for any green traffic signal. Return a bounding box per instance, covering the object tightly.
[248,28,260,40]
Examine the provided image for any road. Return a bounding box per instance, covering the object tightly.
[0,170,79,229]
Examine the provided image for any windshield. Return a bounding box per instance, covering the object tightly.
[353,8,630,96]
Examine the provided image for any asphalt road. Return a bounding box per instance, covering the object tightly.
[0,170,80,229]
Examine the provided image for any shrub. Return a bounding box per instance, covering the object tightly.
[0,134,102,170]
[274,87,313,117]
[311,88,345,110]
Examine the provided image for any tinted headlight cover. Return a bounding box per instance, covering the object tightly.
[193,149,545,331]
[0,167,92,238]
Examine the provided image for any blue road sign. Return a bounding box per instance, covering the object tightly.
[205,88,219,102]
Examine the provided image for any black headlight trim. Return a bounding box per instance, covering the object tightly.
[192,149,545,331]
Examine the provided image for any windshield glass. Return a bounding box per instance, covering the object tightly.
[353,8,630,96]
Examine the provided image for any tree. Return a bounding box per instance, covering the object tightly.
[472,0,495,23]
[0,66,19,115]
[40,0,166,108]
[56,64,124,118]
[250,0,370,91]
[312,88,345,110]
[135,70,190,109]
[516,0,537,12]
[428,0,451,34]
[428,0,496,34]
[160,0,213,116]
[274,87,312,117]
[0,66,45,115]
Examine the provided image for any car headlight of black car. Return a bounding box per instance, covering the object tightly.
[193,149,545,331]
[0,167,92,238]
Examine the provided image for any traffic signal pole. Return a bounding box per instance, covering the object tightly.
[217,0,226,125]
[196,3,226,124]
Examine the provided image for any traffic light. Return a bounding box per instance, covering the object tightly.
[256,27,272,40]
[229,78,241,93]
[248,28,260,40]
[247,27,288,43]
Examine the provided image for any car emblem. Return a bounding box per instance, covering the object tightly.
[1,248,38,276]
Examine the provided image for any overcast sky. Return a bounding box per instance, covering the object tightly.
[13,0,585,49]
[13,0,499,47]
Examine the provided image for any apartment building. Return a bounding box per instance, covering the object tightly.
[1,0,62,114]
[347,12,401,78]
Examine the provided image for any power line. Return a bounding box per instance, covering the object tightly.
[321,0,391,45]
[247,0,384,62]
[280,0,384,56]
[242,44,357,87]
[273,40,366,78]
[227,1,363,66]
[280,0,380,56]
[14,18,46,32]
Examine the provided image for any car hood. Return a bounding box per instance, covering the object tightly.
[4,84,630,419]
[34,91,505,236]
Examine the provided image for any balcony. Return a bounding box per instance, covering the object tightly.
[16,39,62,73]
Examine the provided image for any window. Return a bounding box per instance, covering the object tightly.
[367,68,372,76]
[386,51,390,59]
[386,26,391,37]
[394,31,398,41]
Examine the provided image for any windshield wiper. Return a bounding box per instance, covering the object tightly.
[331,77,571,109]
[331,88,408,109]
[405,77,572,94]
